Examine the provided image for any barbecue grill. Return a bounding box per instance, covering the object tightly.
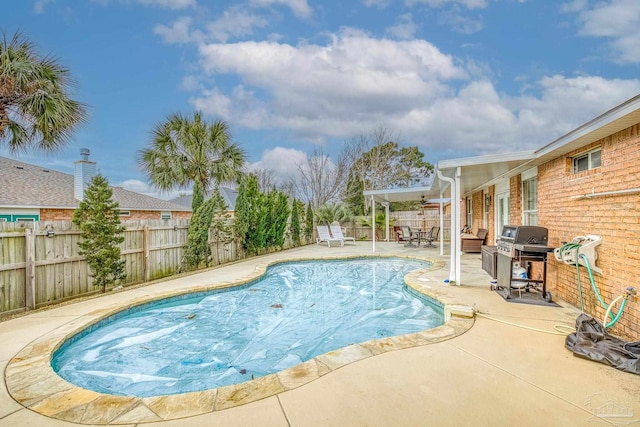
[494,225,555,302]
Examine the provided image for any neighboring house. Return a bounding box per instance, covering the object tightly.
[0,149,191,222]
[170,187,238,216]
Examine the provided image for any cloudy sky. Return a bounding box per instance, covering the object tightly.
[2,0,639,199]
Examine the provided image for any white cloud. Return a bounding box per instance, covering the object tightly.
[33,0,53,14]
[154,16,194,44]
[249,0,312,19]
[405,0,488,9]
[187,26,639,162]
[194,29,467,136]
[206,6,269,42]
[439,10,484,34]
[136,0,196,9]
[572,0,640,63]
[250,147,310,184]
[386,14,419,40]
[363,0,392,8]
[89,0,195,8]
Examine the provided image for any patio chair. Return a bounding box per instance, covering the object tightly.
[316,225,344,247]
[422,226,440,248]
[400,226,418,247]
[330,223,356,245]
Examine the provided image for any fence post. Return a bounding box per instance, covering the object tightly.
[143,225,150,282]
[25,228,36,310]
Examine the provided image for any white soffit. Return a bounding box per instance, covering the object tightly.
[363,185,443,203]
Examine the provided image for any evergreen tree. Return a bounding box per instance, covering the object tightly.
[290,198,301,247]
[72,175,126,293]
[183,188,228,269]
[268,190,290,249]
[305,202,314,242]
[234,174,260,253]
[192,181,205,214]
[344,170,365,215]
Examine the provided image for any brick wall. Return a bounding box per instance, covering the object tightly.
[40,209,192,222]
[486,186,495,246]
[40,209,73,221]
[539,124,640,340]
[509,175,522,225]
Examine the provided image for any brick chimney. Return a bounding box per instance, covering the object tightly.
[74,148,96,201]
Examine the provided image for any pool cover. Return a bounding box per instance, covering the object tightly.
[565,313,640,375]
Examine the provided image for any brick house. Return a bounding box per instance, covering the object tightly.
[365,94,639,340]
[437,94,640,340]
[0,149,191,222]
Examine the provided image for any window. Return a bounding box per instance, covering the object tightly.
[573,148,601,173]
[522,177,538,226]
[118,210,131,217]
[466,198,472,229]
[160,211,172,220]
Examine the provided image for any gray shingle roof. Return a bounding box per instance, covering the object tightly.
[0,156,190,212]
[170,187,238,210]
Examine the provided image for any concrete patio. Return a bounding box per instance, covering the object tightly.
[1,242,639,427]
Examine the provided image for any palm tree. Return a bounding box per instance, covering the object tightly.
[0,31,87,152]
[137,112,246,211]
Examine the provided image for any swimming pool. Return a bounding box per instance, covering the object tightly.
[52,258,443,397]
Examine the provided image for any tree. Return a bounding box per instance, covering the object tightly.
[0,31,87,152]
[234,174,261,253]
[287,147,350,211]
[266,190,290,249]
[344,126,434,200]
[191,181,205,215]
[137,111,246,211]
[290,199,302,247]
[315,203,353,226]
[182,187,228,270]
[72,175,126,293]
[344,170,365,216]
[305,202,314,242]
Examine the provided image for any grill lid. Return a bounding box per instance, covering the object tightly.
[500,225,517,241]
[499,225,549,244]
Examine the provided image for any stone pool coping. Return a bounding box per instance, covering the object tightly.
[5,255,475,425]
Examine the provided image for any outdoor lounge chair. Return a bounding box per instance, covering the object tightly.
[316,225,344,247]
[330,223,356,245]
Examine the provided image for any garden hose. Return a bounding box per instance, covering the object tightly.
[556,242,631,328]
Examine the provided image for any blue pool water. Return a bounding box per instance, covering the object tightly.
[52,258,442,397]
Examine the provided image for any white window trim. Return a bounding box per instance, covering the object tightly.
[160,211,172,220]
[572,148,601,173]
[521,175,538,226]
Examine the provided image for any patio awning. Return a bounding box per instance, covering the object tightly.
[363,94,640,286]
[363,151,537,284]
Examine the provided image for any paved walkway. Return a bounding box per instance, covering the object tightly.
[1,242,639,426]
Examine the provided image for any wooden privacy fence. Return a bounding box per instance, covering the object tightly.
[392,211,452,240]
[0,216,447,317]
[0,220,241,317]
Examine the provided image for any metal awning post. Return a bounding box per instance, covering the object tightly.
[437,168,456,284]
[439,192,444,255]
[381,202,390,241]
[371,195,376,252]
[454,167,461,285]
